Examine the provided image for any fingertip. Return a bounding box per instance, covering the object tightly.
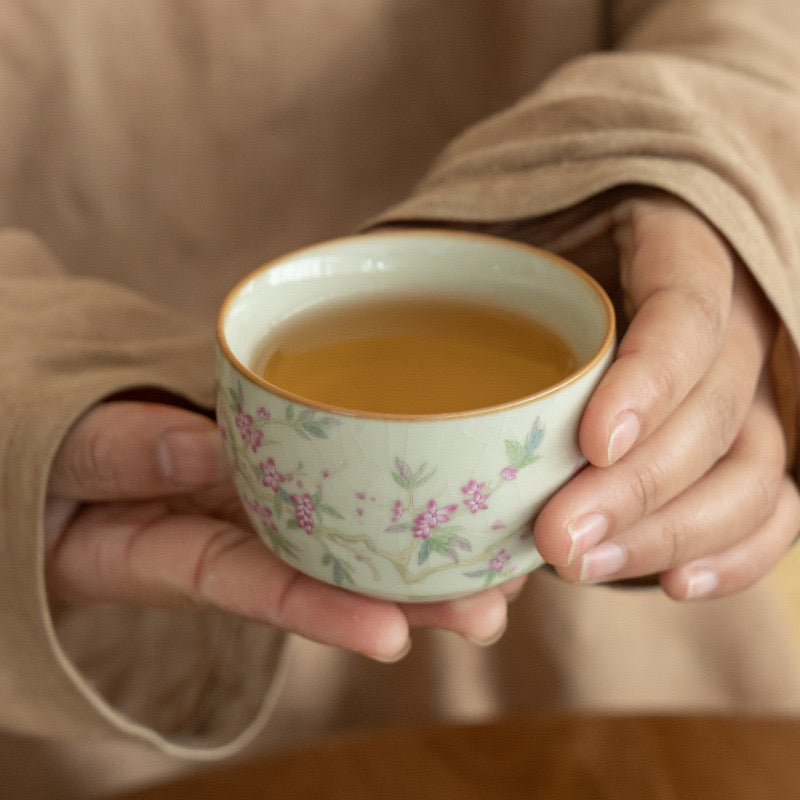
[682,568,720,600]
[660,481,800,603]
[363,606,413,662]
[366,633,412,663]
[467,615,508,647]
[158,426,230,488]
[660,564,720,601]
[606,409,641,465]
[578,379,627,467]
[566,511,609,564]
[579,372,642,467]
[452,588,509,646]
[401,587,510,647]
[532,498,576,567]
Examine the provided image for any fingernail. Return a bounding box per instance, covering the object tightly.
[370,637,412,664]
[567,512,608,564]
[580,542,627,582]
[158,428,229,487]
[684,568,718,600]
[467,616,508,647]
[608,410,640,464]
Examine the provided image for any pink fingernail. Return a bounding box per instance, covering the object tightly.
[159,429,229,487]
[608,410,640,464]
[580,542,627,582]
[369,637,412,664]
[567,512,608,564]
[684,568,718,599]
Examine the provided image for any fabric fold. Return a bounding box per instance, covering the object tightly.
[0,228,288,754]
[369,4,800,472]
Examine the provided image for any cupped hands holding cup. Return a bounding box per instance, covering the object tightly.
[43,194,798,661]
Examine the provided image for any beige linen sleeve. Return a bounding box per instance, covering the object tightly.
[372,0,800,474]
[0,229,287,757]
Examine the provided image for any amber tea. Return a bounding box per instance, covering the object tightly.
[258,294,578,415]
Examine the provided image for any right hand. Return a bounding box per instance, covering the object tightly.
[531,195,800,599]
[44,400,522,661]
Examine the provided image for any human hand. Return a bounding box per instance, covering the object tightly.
[532,194,800,599]
[45,401,521,661]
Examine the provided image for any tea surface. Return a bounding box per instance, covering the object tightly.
[259,295,577,415]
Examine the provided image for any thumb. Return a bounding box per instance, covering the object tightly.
[49,401,229,501]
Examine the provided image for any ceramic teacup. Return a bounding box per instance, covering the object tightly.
[216,230,615,601]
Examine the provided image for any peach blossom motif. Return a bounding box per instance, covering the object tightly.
[243,495,278,531]
[391,500,404,522]
[462,479,489,513]
[221,378,549,592]
[489,549,511,572]
[291,493,316,535]
[413,499,458,540]
[235,408,263,452]
[259,457,286,491]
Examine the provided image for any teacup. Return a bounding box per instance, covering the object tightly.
[216,230,615,601]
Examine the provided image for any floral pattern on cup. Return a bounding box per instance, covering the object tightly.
[219,378,548,596]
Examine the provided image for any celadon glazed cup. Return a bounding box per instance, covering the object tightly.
[216,230,615,602]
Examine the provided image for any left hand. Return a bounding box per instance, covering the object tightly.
[531,194,800,599]
[45,401,523,662]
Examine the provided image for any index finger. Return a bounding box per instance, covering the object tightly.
[579,198,735,467]
[46,500,514,661]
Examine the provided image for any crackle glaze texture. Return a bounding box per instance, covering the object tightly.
[216,231,614,600]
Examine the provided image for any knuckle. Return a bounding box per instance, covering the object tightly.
[698,384,743,461]
[632,287,726,420]
[190,524,251,599]
[747,441,787,521]
[67,425,120,496]
[650,352,687,411]
[748,471,781,525]
[628,461,665,520]
[655,517,690,568]
[681,285,724,343]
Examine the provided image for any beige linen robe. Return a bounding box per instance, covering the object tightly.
[3,1,800,797]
